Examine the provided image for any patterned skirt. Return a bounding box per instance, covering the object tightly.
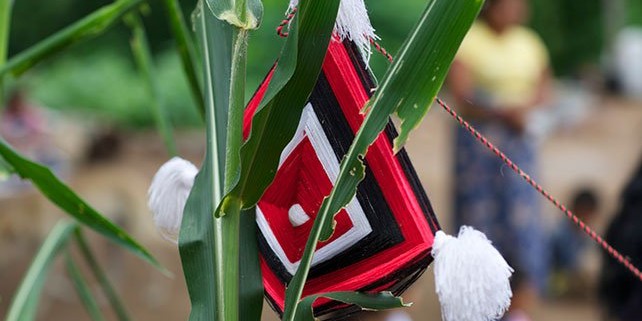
[453,121,548,291]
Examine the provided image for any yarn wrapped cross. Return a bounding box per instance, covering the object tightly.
[243,39,441,317]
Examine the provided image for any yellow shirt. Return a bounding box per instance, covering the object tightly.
[456,21,549,108]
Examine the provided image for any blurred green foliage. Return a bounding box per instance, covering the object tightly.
[530,0,603,76]
[28,49,202,127]
[629,0,642,26]
[6,0,642,127]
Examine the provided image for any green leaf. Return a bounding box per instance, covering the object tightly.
[283,1,483,320]
[0,0,143,77]
[65,250,107,321]
[390,0,485,150]
[127,13,178,156]
[239,208,263,321]
[6,221,76,321]
[0,0,12,104]
[75,229,132,321]
[178,162,220,321]
[179,2,246,321]
[0,156,13,181]
[219,0,341,214]
[161,0,205,119]
[205,0,263,29]
[295,292,409,321]
[0,139,162,270]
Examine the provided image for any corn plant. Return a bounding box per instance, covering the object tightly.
[0,0,482,320]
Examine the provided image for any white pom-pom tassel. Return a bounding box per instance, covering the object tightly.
[147,157,198,243]
[289,0,377,63]
[432,226,513,321]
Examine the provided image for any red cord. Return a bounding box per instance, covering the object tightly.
[275,9,642,282]
[276,7,297,38]
[369,38,394,62]
[435,98,642,282]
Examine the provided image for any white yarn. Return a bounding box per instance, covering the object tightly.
[432,226,513,321]
[147,157,198,244]
[289,0,378,63]
[288,204,310,227]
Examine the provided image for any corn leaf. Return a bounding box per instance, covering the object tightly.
[179,3,243,321]
[294,292,409,321]
[75,229,131,321]
[6,221,76,321]
[205,0,263,29]
[128,13,178,156]
[161,0,205,118]
[0,0,9,67]
[0,0,143,77]
[0,139,162,270]
[390,0,484,150]
[239,208,263,321]
[282,1,483,320]
[218,0,341,214]
[65,250,107,321]
[0,0,12,103]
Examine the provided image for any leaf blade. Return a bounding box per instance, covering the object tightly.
[65,250,107,321]
[179,3,244,321]
[75,229,132,321]
[0,0,12,103]
[128,13,178,156]
[295,292,409,321]
[6,221,77,321]
[0,0,143,77]
[221,0,341,213]
[389,0,485,150]
[0,139,162,270]
[239,207,263,321]
[161,0,206,119]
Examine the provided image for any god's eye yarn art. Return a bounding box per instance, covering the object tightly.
[244,39,441,317]
[148,1,642,320]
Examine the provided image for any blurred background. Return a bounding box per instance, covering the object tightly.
[1,0,642,320]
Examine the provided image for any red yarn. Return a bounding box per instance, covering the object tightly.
[276,7,297,38]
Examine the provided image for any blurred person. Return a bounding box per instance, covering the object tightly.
[599,156,642,321]
[1,89,46,156]
[0,89,66,196]
[0,89,64,167]
[85,127,122,164]
[447,0,552,320]
[549,188,600,298]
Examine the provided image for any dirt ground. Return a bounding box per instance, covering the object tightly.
[1,96,641,320]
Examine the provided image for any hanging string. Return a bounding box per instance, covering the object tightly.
[277,7,297,38]
[368,38,393,62]
[435,98,642,282]
[275,10,642,282]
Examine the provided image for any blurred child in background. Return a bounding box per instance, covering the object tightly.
[550,188,600,298]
